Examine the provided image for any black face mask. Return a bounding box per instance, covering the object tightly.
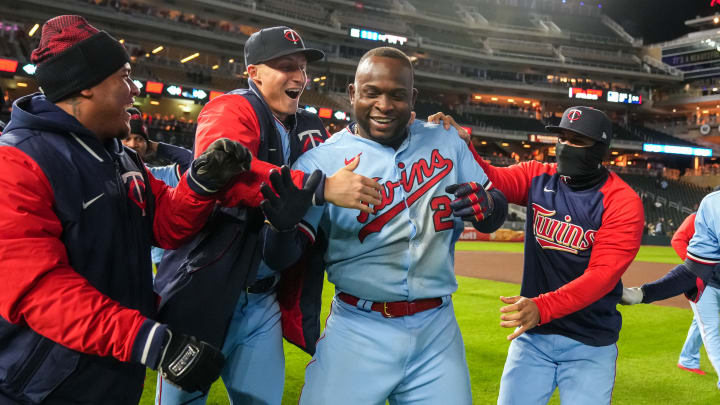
[555,142,609,189]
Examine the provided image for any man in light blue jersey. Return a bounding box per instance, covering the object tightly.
[123,108,192,267]
[623,188,720,390]
[258,46,508,405]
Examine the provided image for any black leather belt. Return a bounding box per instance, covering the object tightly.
[247,275,278,294]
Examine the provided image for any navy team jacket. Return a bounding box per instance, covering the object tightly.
[473,147,644,346]
[156,80,329,353]
[0,94,215,404]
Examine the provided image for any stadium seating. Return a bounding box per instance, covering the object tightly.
[487,37,557,58]
[406,0,461,20]
[613,170,710,231]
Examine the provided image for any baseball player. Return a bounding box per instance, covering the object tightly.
[123,107,193,267]
[259,46,508,405]
[431,106,644,404]
[154,27,384,404]
[0,15,253,404]
[671,211,717,376]
[623,190,720,389]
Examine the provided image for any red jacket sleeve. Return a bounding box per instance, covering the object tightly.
[147,167,217,250]
[532,177,644,324]
[194,94,306,207]
[468,143,555,206]
[0,146,147,362]
[671,213,696,261]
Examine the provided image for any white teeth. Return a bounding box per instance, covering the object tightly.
[373,118,392,124]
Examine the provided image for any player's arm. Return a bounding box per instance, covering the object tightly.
[259,155,327,271]
[0,146,225,393]
[150,138,252,249]
[670,213,695,261]
[195,95,381,212]
[624,197,720,305]
[445,131,508,233]
[0,146,162,364]
[426,111,547,206]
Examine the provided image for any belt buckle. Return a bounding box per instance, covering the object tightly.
[382,302,393,318]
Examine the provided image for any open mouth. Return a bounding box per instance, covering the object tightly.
[285,89,301,99]
[371,117,395,125]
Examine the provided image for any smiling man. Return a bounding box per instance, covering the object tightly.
[154,26,384,405]
[258,46,508,405]
[0,15,258,404]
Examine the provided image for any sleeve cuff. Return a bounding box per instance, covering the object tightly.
[186,160,219,196]
[531,296,552,326]
[310,172,326,206]
[130,319,168,369]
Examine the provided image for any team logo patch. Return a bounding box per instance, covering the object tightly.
[297,129,327,152]
[356,149,453,242]
[283,29,301,43]
[122,171,147,216]
[567,109,582,122]
[531,203,596,254]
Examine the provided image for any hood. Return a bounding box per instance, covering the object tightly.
[3,92,124,158]
[4,93,91,135]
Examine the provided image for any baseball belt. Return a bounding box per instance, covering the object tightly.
[337,292,443,318]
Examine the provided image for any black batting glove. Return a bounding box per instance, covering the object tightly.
[260,166,323,231]
[445,182,494,222]
[189,138,252,194]
[158,330,225,394]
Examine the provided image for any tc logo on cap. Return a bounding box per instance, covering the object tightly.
[284,29,301,43]
[567,109,582,122]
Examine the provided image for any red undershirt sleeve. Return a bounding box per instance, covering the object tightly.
[671,213,695,261]
[467,142,554,206]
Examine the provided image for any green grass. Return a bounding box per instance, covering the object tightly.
[140,274,718,404]
[456,242,681,264]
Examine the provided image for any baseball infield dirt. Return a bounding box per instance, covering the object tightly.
[456,251,690,309]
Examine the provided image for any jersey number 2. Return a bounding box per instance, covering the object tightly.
[431,196,453,232]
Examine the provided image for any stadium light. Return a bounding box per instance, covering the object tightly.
[150,100,160,105]
[22,63,36,75]
[16,82,27,87]
[152,46,164,54]
[212,64,219,70]
[28,23,39,37]
[119,39,125,44]
[166,85,182,96]
[145,81,164,94]
[0,58,18,73]
[715,17,719,24]
[180,52,200,63]
[229,59,235,63]
[318,108,332,119]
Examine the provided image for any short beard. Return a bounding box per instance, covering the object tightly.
[356,117,410,149]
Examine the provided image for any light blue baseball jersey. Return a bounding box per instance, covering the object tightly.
[293,121,490,302]
[149,165,181,264]
[688,191,720,265]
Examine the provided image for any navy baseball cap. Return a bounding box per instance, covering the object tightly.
[546,106,612,144]
[244,26,324,66]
